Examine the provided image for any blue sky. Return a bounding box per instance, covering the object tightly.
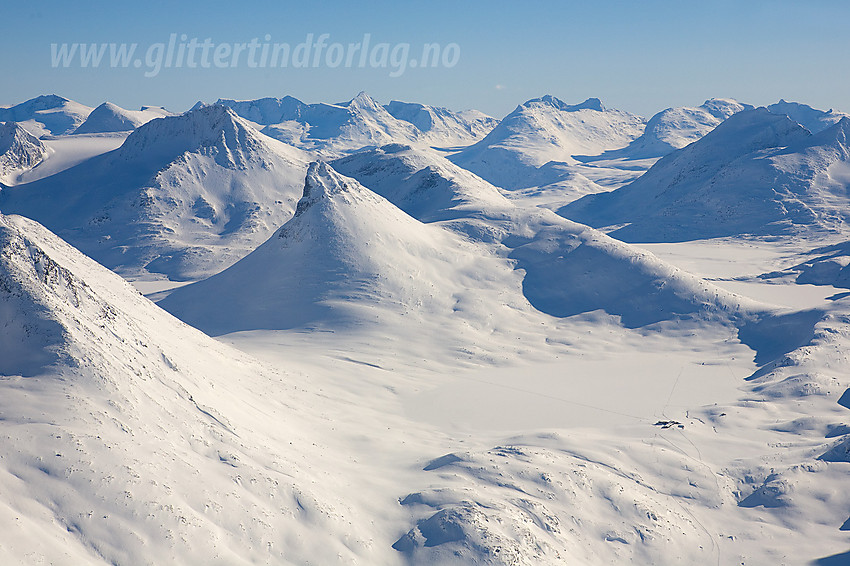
[3,0,849,119]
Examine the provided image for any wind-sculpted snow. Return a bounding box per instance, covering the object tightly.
[562,109,850,242]
[0,104,310,280]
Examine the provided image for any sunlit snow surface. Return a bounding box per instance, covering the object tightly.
[2,93,850,565]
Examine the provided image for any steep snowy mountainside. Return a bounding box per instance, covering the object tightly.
[73,101,173,134]
[561,108,850,242]
[449,95,645,190]
[0,211,422,566]
[0,94,92,137]
[0,104,310,280]
[384,100,498,146]
[218,92,421,156]
[0,121,48,184]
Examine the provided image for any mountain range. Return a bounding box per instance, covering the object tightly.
[3,89,850,566]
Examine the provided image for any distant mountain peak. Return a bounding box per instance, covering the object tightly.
[116,103,259,166]
[74,101,142,134]
[21,94,71,111]
[523,95,605,112]
[347,91,381,110]
[767,99,850,134]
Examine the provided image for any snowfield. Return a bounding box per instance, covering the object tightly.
[2,92,850,565]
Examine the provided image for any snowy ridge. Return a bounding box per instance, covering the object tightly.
[384,100,498,146]
[0,104,311,280]
[0,121,48,183]
[450,95,646,189]
[0,95,92,137]
[73,101,172,134]
[219,92,422,156]
[560,108,850,241]
[593,98,754,160]
[331,143,513,225]
[767,99,850,134]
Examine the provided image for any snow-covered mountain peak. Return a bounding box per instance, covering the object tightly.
[384,100,497,146]
[767,99,850,134]
[700,97,752,119]
[0,103,311,280]
[14,94,70,112]
[116,103,264,167]
[215,95,306,125]
[297,160,363,212]
[346,91,383,112]
[0,94,93,136]
[0,121,47,183]
[73,101,171,134]
[589,98,754,160]
[450,94,645,189]
[688,107,810,159]
[0,121,44,158]
[560,107,850,242]
[331,143,513,226]
[523,95,605,112]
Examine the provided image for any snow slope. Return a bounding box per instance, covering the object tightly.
[0,104,310,280]
[0,121,47,184]
[384,100,497,147]
[562,108,850,242]
[11,132,129,185]
[73,102,172,134]
[0,95,92,137]
[0,211,436,566]
[219,92,421,156]
[330,143,514,225]
[450,96,645,190]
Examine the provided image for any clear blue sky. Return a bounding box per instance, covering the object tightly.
[3,0,849,119]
